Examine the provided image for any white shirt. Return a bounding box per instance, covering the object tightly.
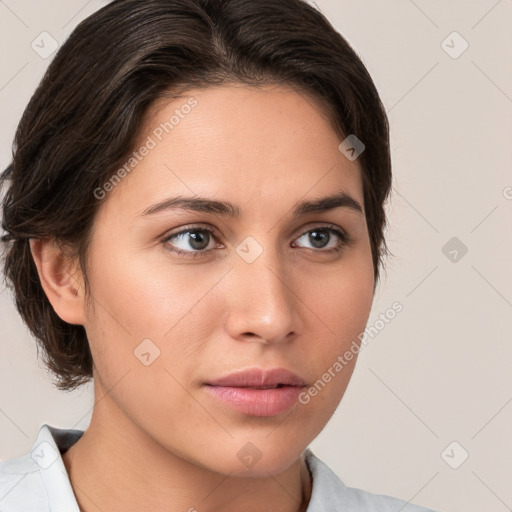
[0,424,439,511]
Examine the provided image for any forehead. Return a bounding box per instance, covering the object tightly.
[99,84,364,220]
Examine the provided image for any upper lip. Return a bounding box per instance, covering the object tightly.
[206,368,307,388]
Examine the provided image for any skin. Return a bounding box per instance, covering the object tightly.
[30,83,375,512]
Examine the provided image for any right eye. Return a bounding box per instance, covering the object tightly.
[162,226,222,259]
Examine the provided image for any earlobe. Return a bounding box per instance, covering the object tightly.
[29,238,87,325]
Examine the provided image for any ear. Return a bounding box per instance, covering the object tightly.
[29,238,87,325]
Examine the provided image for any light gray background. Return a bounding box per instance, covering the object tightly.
[1,1,511,511]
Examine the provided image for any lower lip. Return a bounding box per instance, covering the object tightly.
[204,385,305,417]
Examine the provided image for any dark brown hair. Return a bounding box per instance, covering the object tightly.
[0,0,392,391]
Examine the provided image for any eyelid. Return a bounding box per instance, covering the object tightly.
[293,221,348,238]
[164,221,348,238]
[162,223,221,242]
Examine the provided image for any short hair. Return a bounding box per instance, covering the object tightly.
[0,0,392,391]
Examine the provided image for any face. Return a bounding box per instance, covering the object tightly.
[80,84,375,476]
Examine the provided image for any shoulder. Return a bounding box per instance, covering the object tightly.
[0,446,50,510]
[0,424,83,511]
[304,448,441,512]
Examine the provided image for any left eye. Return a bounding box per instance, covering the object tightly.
[293,227,349,251]
[163,225,350,258]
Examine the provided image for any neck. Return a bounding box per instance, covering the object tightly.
[62,387,312,512]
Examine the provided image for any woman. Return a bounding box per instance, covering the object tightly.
[0,0,439,510]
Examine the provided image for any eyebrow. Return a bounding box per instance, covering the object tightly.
[140,191,363,217]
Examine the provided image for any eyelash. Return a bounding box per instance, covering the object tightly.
[162,224,352,259]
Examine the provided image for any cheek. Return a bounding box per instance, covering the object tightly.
[301,252,374,345]
[82,245,221,383]
[82,249,210,431]
[85,241,210,332]
[293,249,374,406]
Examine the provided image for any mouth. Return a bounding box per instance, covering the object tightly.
[203,367,307,417]
[233,384,288,389]
[205,367,307,388]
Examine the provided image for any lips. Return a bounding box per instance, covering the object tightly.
[204,368,307,417]
[206,367,307,388]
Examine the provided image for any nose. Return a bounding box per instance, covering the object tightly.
[223,243,302,345]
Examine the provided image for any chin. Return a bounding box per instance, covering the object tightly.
[198,439,305,478]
